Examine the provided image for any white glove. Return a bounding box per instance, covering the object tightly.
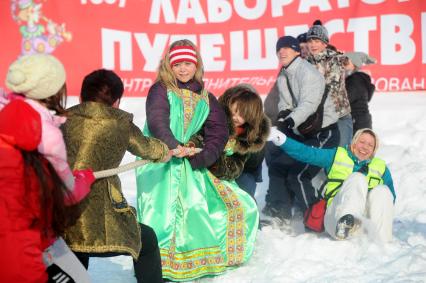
[267,126,287,146]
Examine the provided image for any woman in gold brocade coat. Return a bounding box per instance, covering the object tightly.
[61,69,171,283]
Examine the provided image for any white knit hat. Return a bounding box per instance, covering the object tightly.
[6,54,66,100]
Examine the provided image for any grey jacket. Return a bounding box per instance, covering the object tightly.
[265,56,339,130]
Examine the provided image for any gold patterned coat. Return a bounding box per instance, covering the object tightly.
[61,102,168,259]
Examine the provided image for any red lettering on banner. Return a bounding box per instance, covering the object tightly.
[122,78,153,94]
[203,76,276,91]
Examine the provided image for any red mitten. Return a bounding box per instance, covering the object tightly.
[73,169,95,185]
[64,169,95,205]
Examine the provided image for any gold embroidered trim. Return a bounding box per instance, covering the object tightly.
[207,172,245,266]
[160,245,226,280]
[68,244,139,259]
[175,89,209,131]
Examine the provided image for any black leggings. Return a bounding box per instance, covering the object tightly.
[75,224,163,283]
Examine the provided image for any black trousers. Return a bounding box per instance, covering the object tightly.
[75,223,163,283]
[265,126,340,215]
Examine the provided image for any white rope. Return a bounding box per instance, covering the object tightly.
[93,159,150,179]
[92,147,202,179]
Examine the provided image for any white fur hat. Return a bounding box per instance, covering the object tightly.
[6,54,66,100]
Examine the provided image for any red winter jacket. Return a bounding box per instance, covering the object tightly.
[0,100,48,283]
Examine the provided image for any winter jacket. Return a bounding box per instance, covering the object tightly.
[279,137,395,202]
[0,93,90,204]
[324,147,387,205]
[25,99,76,188]
[307,48,351,118]
[146,80,228,169]
[61,101,168,259]
[243,147,266,176]
[207,108,270,180]
[0,99,48,283]
[346,71,375,133]
[264,56,339,131]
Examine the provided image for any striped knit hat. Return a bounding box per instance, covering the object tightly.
[169,46,197,66]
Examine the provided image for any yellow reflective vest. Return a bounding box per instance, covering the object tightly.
[324,147,386,206]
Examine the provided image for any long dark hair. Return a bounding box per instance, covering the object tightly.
[39,84,68,116]
[219,84,264,145]
[22,150,80,238]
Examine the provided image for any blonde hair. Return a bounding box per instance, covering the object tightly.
[156,39,204,92]
[219,84,264,145]
[351,128,379,157]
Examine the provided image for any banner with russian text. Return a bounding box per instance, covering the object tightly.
[1,0,425,96]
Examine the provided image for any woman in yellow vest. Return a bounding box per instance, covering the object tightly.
[268,127,395,242]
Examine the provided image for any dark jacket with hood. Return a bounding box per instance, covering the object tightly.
[346,71,375,133]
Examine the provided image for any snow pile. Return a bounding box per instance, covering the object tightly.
[83,93,426,283]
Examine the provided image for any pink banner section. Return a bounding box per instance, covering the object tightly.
[0,0,425,96]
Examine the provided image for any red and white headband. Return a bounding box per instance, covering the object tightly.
[169,46,198,66]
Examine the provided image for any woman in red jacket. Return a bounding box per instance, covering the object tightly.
[0,100,90,282]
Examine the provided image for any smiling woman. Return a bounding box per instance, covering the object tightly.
[268,127,396,241]
[135,39,259,281]
[171,61,197,83]
[170,46,197,80]
[350,129,378,161]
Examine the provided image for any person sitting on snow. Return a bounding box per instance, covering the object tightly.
[268,127,395,242]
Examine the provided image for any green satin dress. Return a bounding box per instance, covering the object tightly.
[135,89,259,281]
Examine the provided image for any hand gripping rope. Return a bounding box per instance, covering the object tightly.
[92,147,202,179]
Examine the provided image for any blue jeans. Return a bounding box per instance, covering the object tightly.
[265,126,340,213]
[338,114,353,147]
[236,172,257,199]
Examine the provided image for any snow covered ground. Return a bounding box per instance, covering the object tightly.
[78,92,426,283]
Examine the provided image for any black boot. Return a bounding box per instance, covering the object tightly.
[335,214,355,240]
[262,203,292,220]
[261,203,292,229]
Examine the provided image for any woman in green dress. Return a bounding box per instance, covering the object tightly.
[135,39,259,281]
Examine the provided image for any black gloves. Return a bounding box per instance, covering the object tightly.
[277,109,291,121]
[276,109,294,134]
[277,117,295,133]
